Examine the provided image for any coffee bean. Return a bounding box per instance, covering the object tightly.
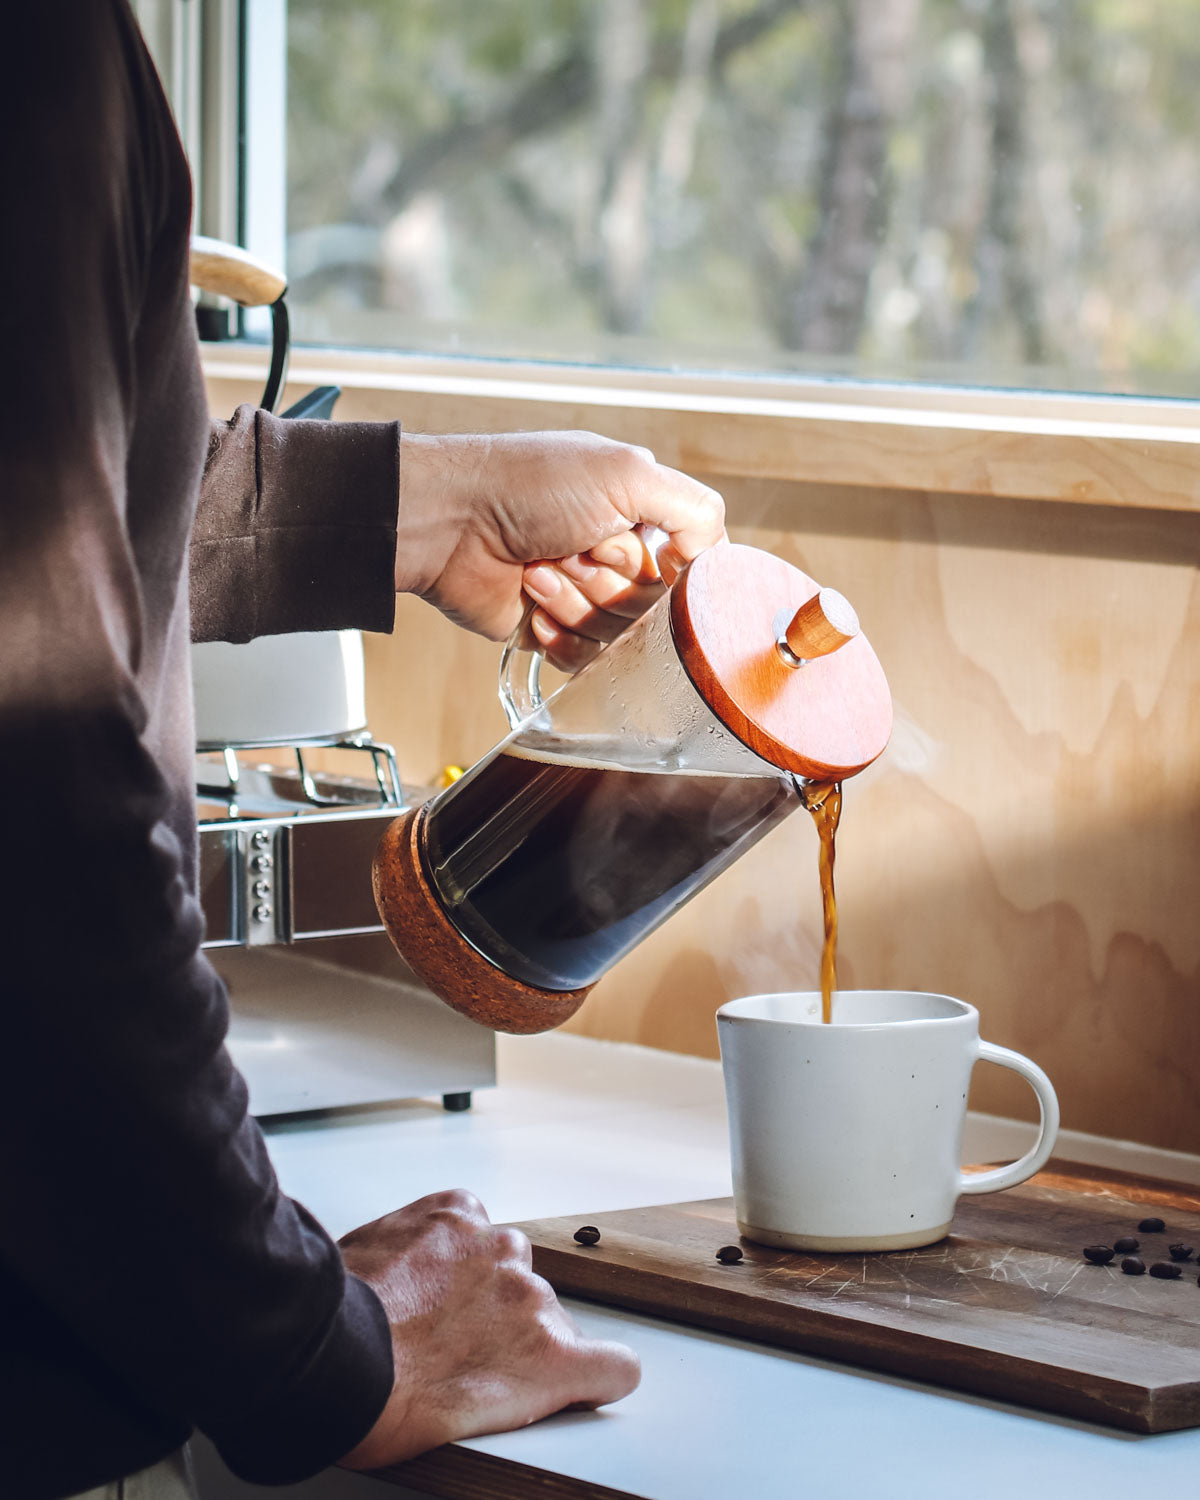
[1168,1244,1194,1262]
[716,1244,744,1264]
[573,1225,601,1246]
[1149,1262,1182,1280]
[1113,1236,1139,1254]
[1121,1256,1146,1275]
[1137,1217,1166,1234]
[1082,1245,1114,1265]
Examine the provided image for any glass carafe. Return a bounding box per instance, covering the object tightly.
[373,542,892,1033]
[424,593,799,994]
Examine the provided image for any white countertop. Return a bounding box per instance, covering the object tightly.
[194,1033,1200,1500]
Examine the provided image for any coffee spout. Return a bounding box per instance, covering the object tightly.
[792,774,838,811]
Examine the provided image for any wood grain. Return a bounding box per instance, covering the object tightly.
[567,481,1200,1159]
[669,544,892,778]
[202,372,1200,1158]
[515,1165,1200,1434]
[203,352,1200,512]
[785,587,859,659]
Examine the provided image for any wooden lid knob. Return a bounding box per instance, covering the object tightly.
[784,588,860,662]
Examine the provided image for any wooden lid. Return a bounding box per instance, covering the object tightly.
[669,544,892,779]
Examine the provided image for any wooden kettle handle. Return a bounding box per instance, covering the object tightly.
[189,235,287,307]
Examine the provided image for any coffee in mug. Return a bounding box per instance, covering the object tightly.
[717,990,1059,1251]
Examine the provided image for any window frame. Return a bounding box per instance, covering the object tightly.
[192,4,1200,516]
[202,341,1200,515]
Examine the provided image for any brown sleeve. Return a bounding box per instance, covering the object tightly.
[0,8,393,1490]
[190,406,401,643]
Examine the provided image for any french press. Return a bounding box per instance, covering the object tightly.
[373,542,892,1034]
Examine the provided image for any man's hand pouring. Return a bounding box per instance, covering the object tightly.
[396,430,727,671]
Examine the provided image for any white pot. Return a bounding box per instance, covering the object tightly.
[191,630,367,747]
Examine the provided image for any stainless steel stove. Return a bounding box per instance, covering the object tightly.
[197,736,496,1117]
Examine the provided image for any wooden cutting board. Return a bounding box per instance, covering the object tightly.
[515,1164,1200,1433]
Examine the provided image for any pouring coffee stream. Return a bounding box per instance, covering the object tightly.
[799,780,842,1026]
[372,544,892,1034]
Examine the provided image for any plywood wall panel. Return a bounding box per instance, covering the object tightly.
[200,376,1194,1156]
[570,480,1199,1152]
[203,369,1198,1149]
[359,474,1200,1154]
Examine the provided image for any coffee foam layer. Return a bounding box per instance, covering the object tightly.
[506,731,779,780]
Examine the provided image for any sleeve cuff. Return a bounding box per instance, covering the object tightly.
[191,408,400,643]
[205,1272,393,1486]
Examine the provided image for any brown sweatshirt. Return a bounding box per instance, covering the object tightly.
[0,4,400,1493]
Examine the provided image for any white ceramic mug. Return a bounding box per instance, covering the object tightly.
[716,991,1060,1251]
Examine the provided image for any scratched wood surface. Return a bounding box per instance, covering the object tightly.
[515,1165,1200,1433]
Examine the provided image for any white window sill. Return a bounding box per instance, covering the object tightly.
[202,344,1200,512]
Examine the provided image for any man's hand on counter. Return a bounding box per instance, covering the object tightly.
[337,1188,642,1468]
[396,430,726,671]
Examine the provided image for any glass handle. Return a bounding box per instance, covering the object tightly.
[498,602,546,729]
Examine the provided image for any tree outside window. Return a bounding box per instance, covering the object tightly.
[281,1,1200,398]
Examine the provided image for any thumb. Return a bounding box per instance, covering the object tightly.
[555,1333,642,1410]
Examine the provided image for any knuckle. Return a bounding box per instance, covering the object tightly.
[620,444,651,477]
[421,1187,486,1222]
[446,1187,487,1215]
[703,485,726,522]
[498,1263,557,1310]
[492,1226,532,1262]
[530,1270,562,1310]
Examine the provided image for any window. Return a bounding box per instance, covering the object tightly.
[282,0,1200,400]
[135,0,284,339]
[146,3,1200,407]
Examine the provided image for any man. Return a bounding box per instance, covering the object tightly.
[0,5,724,1497]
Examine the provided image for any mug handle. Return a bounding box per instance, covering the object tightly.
[957,1040,1060,1195]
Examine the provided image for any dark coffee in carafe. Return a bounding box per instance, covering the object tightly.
[374,548,891,1035]
[421,735,797,992]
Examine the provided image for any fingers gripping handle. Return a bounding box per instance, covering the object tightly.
[958,1041,1060,1195]
[500,527,670,728]
[499,603,546,729]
